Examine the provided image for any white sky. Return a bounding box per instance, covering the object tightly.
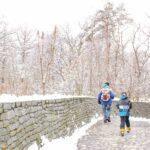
[0,0,150,34]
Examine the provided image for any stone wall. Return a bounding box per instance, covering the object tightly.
[0,97,150,150]
[0,97,100,150]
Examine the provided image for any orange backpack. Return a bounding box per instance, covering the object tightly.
[101,88,111,101]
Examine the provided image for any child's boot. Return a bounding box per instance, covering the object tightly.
[107,117,111,122]
[126,127,131,133]
[120,128,125,136]
[104,119,107,123]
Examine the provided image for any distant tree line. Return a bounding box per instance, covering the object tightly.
[0,2,149,101]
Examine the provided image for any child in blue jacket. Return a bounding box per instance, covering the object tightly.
[98,82,115,123]
[116,92,132,136]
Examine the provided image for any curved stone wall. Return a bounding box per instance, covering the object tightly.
[0,97,150,150]
[0,97,100,150]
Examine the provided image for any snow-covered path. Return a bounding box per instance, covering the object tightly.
[28,117,150,150]
[77,117,150,150]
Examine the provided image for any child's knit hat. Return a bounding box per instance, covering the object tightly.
[102,83,109,88]
[120,92,128,100]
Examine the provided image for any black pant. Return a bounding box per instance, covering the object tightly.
[120,116,130,128]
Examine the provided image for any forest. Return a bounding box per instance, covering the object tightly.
[0,2,149,101]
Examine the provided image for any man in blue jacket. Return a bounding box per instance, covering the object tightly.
[98,82,115,123]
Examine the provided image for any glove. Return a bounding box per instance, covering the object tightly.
[98,100,101,104]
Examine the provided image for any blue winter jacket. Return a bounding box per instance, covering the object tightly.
[116,98,132,116]
[98,89,115,105]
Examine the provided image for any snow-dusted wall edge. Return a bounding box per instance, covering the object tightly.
[0,97,100,150]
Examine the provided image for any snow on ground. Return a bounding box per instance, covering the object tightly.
[28,116,150,150]
[0,94,96,103]
[28,115,102,150]
[130,117,150,123]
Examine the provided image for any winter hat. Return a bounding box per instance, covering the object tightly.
[105,82,109,86]
[120,92,127,100]
[102,83,109,89]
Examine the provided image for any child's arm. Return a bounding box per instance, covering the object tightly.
[110,91,115,99]
[116,103,119,109]
[98,93,102,104]
[129,101,132,109]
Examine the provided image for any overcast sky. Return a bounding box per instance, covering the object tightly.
[0,0,150,34]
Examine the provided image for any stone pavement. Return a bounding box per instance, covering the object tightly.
[77,117,150,150]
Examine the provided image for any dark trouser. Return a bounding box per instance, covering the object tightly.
[120,116,130,128]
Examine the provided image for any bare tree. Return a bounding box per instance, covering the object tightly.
[16,28,35,95]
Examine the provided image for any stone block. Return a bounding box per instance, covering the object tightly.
[1,110,16,120]
[3,103,12,110]
[3,120,9,128]
[0,128,8,136]
[0,107,4,113]
[14,108,22,116]
[0,122,3,128]
[15,102,22,107]
[8,122,19,130]
[19,115,30,124]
